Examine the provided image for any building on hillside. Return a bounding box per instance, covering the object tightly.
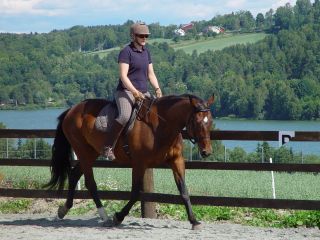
[174,28,185,36]
[180,23,194,31]
[203,26,225,34]
[174,22,194,36]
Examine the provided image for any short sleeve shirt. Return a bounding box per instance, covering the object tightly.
[116,42,152,93]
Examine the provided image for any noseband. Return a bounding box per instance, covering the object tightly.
[186,107,211,144]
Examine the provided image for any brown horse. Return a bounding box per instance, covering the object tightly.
[44,93,214,230]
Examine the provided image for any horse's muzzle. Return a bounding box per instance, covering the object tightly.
[200,150,211,158]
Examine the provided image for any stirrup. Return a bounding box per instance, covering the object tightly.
[103,146,116,160]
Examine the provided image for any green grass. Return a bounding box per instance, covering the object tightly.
[84,47,120,58]
[84,33,267,57]
[1,166,320,228]
[1,166,319,200]
[172,33,267,54]
[0,199,32,213]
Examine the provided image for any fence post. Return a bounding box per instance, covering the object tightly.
[141,168,156,218]
[6,138,8,158]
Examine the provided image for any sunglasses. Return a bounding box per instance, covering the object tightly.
[135,34,149,38]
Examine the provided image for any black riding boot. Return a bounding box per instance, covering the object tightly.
[102,121,124,160]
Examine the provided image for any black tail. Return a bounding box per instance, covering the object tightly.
[43,109,72,190]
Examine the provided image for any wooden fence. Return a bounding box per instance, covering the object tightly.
[0,129,320,218]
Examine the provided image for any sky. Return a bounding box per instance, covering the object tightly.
[0,0,300,33]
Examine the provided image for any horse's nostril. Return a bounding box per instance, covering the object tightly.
[201,150,211,158]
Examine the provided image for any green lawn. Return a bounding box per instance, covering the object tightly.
[1,166,319,201]
[172,33,267,54]
[84,33,267,57]
[84,47,120,58]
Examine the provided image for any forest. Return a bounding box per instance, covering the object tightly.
[0,0,320,120]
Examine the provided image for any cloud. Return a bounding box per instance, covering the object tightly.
[271,0,296,9]
[225,0,247,8]
[83,0,217,23]
[0,0,304,33]
[0,0,74,16]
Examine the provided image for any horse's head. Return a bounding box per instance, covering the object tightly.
[186,95,215,158]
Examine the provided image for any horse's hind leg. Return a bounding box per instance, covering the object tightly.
[79,149,111,222]
[66,140,110,223]
[170,157,201,230]
[113,165,146,225]
[57,162,83,219]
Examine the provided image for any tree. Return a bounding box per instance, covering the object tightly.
[256,142,273,163]
[294,0,313,26]
[17,139,51,159]
[274,146,294,163]
[256,13,265,30]
[265,9,274,29]
[229,147,247,162]
[274,3,294,30]
[264,81,302,120]
[238,11,256,31]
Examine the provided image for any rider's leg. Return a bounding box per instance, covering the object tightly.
[102,90,134,159]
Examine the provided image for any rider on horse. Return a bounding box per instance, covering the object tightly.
[103,22,162,160]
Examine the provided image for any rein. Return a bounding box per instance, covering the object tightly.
[136,97,167,122]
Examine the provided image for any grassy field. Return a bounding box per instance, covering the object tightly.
[1,166,319,200]
[84,32,267,57]
[172,33,267,54]
[1,166,319,228]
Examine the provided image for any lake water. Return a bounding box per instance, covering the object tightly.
[0,109,319,155]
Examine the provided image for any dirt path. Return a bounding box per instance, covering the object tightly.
[0,214,319,240]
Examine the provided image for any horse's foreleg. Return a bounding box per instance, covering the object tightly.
[57,163,83,219]
[113,166,145,225]
[170,159,201,230]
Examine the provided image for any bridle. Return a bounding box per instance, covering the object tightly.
[185,107,211,144]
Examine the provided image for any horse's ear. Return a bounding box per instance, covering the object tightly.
[207,94,215,106]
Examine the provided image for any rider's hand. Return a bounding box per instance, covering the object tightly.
[155,88,162,98]
[133,91,145,101]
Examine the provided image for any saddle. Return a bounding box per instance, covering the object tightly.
[95,94,155,134]
[95,101,136,133]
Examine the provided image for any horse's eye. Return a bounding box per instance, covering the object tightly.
[203,116,208,123]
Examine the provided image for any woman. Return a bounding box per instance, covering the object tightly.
[103,22,162,159]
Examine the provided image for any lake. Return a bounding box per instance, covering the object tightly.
[0,109,319,155]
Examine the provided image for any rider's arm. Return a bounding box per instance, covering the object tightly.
[148,63,162,97]
[119,62,140,95]
[148,63,159,89]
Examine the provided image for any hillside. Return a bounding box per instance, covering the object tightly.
[171,33,267,54]
[0,0,319,120]
[88,33,267,57]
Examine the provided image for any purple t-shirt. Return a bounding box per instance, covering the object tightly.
[116,42,152,93]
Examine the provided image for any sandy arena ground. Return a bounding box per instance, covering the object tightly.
[0,213,319,240]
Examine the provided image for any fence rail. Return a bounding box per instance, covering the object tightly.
[0,129,320,216]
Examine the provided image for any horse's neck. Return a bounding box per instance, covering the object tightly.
[167,99,192,128]
[155,97,192,140]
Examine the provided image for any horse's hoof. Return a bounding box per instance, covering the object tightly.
[113,213,122,226]
[192,222,202,230]
[57,205,69,219]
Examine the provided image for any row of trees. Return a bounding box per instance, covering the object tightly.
[182,140,320,164]
[0,0,320,120]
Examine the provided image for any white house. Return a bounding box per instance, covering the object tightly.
[204,26,225,34]
[174,28,185,36]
